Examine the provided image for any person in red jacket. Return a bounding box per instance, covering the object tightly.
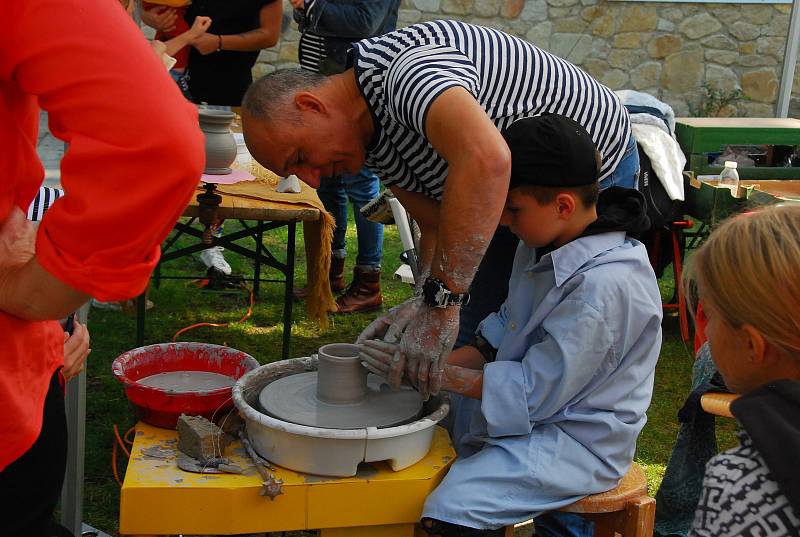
[0,1,204,535]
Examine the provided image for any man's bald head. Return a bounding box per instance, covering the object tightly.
[243,69,328,124]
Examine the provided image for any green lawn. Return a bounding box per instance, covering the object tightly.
[78,216,737,533]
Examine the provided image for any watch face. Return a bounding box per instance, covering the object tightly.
[423,278,445,307]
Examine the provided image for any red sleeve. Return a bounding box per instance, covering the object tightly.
[2,0,204,301]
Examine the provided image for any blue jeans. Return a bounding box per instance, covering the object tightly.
[456,133,641,346]
[599,134,640,190]
[316,168,384,268]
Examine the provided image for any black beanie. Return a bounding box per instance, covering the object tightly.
[502,114,599,189]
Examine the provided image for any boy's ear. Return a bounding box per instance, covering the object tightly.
[555,192,576,219]
[741,324,767,366]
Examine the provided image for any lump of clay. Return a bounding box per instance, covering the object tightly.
[177,414,230,464]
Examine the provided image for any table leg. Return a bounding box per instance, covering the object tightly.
[320,523,422,537]
[253,224,263,298]
[136,292,146,346]
[283,221,296,360]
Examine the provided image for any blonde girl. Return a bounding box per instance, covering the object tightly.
[685,204,800,537]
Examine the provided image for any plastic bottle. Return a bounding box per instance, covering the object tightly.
[718,161,739,195]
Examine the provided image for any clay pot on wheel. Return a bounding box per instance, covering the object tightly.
[199,108,237,175]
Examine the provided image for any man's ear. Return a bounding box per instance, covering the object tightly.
[555,193,576,219]
[294,91,326,114]
[741,324,767,366]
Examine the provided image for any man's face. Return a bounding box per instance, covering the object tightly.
[242,111,365,188]
[499,188,561,248]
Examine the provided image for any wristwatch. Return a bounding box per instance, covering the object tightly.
[422,277,470,308]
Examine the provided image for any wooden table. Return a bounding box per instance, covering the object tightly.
[119,422,455,536]
[136,186,321,360]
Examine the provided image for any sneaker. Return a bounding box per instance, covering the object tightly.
[91,298,122,311]
[200,246,232,275]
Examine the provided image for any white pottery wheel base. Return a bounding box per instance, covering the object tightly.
[259,372,423,429]
[233,357,450,477]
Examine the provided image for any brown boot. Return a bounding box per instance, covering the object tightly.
[336,266,382,313]
[293,256,346,300]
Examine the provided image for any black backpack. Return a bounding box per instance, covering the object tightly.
[636,144,685,278]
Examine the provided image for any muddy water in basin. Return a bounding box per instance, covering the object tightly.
[137,371,235,392]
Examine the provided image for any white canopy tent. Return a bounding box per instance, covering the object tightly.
[777,0,800,117]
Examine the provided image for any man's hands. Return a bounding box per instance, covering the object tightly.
[357,297,423,388]
[400,305,459,400]
[357,297,460,400]
[63,319,90,382]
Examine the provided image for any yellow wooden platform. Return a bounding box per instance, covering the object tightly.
[120,422,455,536]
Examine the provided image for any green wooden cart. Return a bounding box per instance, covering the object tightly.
[676,118,800,229]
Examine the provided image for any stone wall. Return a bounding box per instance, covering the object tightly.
[257,0,800,118]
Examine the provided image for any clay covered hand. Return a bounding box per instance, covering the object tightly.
[358,339,402,385]
[62,319,90,382]
[356,297,424,387]
[400,304,460,401]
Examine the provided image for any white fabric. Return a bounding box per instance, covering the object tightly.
[631,123,686,201]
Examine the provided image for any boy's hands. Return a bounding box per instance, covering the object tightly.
[359,339,402,385]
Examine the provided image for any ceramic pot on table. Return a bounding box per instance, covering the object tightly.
[199,108,237,175]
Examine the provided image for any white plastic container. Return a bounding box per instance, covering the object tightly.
[718,161,740,195]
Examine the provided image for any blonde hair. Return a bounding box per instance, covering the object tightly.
[685,205,800,355]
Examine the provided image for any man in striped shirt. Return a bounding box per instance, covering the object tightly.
[242,19,638,400]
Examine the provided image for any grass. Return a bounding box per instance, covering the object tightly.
[77,215,737,533]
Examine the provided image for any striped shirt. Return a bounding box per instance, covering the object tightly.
[299,31,326,73]
[352,20,631,200]
[26,186,63,222]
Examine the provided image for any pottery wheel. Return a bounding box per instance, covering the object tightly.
[259,372,423,429]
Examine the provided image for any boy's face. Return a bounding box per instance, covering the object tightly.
[499,188,563,248]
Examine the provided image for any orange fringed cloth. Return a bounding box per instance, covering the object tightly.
[205,163,338,327]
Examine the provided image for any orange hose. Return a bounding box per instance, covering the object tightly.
[112,424,135,487]
[114,424,131,458]
[172,285,254,342]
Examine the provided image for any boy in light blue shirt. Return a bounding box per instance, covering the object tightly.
[360,114,663,536]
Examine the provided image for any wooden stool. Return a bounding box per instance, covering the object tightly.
[700,392,739,418]
[505,463,655,537]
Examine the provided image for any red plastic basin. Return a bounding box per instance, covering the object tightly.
[112,342,259,429]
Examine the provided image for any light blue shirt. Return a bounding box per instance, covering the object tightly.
[423,231,662,528]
